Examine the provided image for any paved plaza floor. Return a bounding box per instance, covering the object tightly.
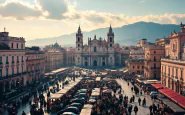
[6,78,157,115]
[116,79,156,115]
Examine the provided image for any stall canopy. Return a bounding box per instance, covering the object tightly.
[151,84,165,89]
[166,93,180,99]
[80,104,93,115]
[158,88,172,94]
[159,88,185,109]
[178,101,185,109]
[158,95,185,113]
[171,95,185,103]
[96,77,101,81]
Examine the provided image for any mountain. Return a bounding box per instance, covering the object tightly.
[26,22,180,47]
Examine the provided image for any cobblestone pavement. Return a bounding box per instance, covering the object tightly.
[116,79,157,115]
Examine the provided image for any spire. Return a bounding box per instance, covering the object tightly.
[4,27,6,32]
[181,22,183,26]
[94,35,96,39]
[109,23,112,33]
[78,25,81,33]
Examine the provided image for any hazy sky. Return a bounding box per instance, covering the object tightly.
[0,0,185,40]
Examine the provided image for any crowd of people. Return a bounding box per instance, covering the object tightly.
[0,68,179,115]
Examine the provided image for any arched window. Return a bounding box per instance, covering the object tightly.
[110,37,112,42]
[94,47,96,52]
[78,37,80,42]
[154,56,156,61]
[154,63,156,69]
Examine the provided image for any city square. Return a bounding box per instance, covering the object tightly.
[0,0,185,115]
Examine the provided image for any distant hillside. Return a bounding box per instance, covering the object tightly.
[26,22,180,47]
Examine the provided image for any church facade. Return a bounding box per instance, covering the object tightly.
[75,25,115,67]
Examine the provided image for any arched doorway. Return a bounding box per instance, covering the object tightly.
[93,60,97,66]
[85,62,88,66]
[102,62,105,66]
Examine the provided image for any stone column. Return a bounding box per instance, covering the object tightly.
[9,82,11,91]
[100,56,102,66]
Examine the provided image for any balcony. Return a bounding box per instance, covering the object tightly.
[0,73,22,81]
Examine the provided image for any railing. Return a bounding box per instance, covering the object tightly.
[0,73,23,80]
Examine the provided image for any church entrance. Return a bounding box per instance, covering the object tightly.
[102,62,105,66]
[85,62,88,66]
[93,60,97,66]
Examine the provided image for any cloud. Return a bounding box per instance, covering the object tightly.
[36,0,68,19]
[0,1,42,19]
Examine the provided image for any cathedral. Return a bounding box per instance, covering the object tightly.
[75,25,115,67]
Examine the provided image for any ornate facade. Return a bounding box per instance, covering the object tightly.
[75,25,115,67]
[0,30,26,100]
[25,47,45,83]
[161,22,185,94]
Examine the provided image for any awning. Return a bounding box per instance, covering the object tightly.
[158,95,185,113]
[178,101,185,109]
[151,84,165,89]
[172,95,185,103]
[166,93,180,99]
[158,88,172,94]
[163,90,176,95]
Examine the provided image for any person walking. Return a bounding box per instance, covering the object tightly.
[132,95,135,102]
[142,98,146,106]
[138,97,141,105]
[134,105,138,115]
[22,111,26,115]
[128,105,132,115]
[149,105,153,114]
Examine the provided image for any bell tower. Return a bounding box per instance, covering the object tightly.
[107,24,115,66]
[107,24,114,49]
[76,25,83,51]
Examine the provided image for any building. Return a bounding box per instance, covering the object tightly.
[75,25,115,67]
[127,58,144,75]
[129,47,145,59]
[0,29,26,98]
[45,49,64,72]
[66,47,76,66]
[25,46,45,83]
[144,44,165,79]
[161,22,185,94]
[136,38,150,48]
[155,37,170,47]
